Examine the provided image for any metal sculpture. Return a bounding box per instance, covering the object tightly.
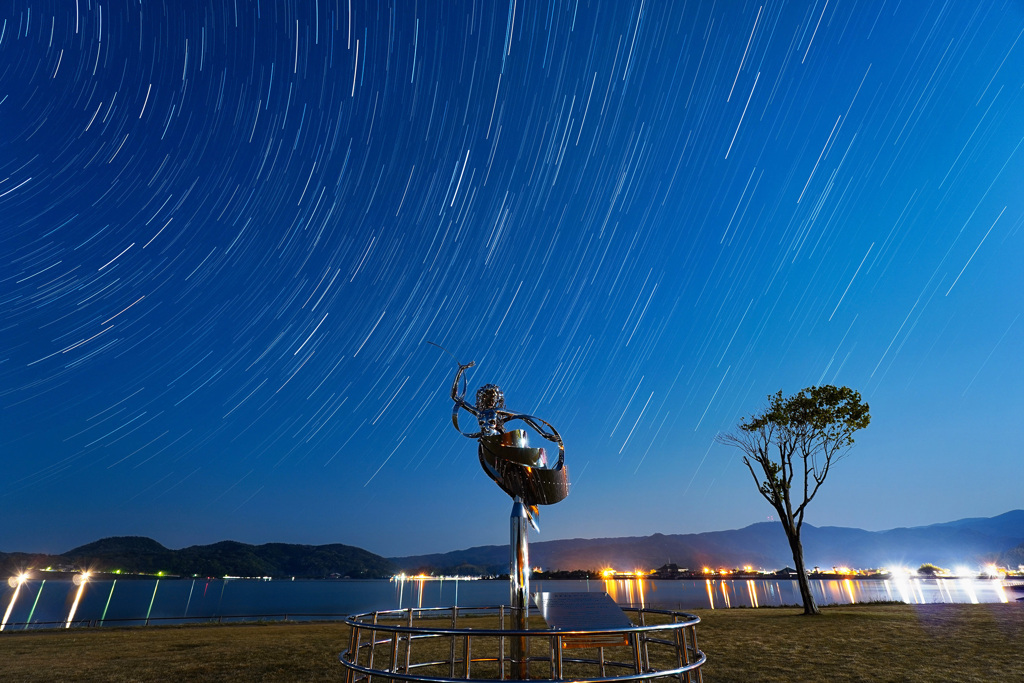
[337,347,706,683]
[447,358,570,679]
[450,361,569,513]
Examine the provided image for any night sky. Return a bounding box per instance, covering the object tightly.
[3,1,1022,560]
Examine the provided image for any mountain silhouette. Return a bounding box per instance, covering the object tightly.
[4,511,1020,578]
[1,536,396,579]
[391,510,1024,574]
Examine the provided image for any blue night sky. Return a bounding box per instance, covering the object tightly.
[2,1,1022,559]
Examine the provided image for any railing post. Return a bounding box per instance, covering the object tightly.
[554,635,563,680]
[450,607,458,678]
[499,606,506,680]
[689,624,704,683]
[674,617,688,683]
[366,612,378,683]
[403,608,414,674]
[631,632,643,675]
[346,620,359,683]
[389,625,400,674]
[638,609,650,672]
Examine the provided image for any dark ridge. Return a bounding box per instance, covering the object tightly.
[2,537,396,579]
[391,510,1024,574]
[3,510,1020,578]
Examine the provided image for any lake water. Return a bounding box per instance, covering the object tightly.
[1,576,1016,630]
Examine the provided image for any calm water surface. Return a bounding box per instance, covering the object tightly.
[0,576,1015,629]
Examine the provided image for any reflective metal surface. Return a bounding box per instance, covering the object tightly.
[449,361,570,510]
[510,498,530,679]
[479,431,569,507]
[338,605,706,683]
[446,359,573,680]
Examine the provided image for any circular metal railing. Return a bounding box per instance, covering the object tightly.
[339,605,705,683]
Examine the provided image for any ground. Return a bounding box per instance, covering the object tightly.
[0,603,1021,681]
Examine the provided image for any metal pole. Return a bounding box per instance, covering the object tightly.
[631,632,643,675]
[510,497,530,679]
[450,607,458,678]
[367,612,378,683]
[499,606,506,680]
[404,608,414,674]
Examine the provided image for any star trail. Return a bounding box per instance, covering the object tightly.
[2,1,1022,557]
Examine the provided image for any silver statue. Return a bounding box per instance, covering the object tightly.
[447,357,570,678]
[450,361,569,514]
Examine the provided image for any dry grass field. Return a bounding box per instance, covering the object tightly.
[0,602,1021,682]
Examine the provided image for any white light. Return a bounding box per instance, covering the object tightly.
[2,575,29,631]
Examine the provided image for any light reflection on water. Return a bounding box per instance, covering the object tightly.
[592,576,1013,609]
[0,576,1014,628]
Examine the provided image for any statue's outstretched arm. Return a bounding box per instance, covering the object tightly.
[451,361,481,437]
[450,361,477,413]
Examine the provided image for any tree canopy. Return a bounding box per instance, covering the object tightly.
[727,385,870,522]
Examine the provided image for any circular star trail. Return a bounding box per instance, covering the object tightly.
[2,1,1023,556]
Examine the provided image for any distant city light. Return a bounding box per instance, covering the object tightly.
[390,573,480,582]
[7,573,30,589]
[2,572,31,631]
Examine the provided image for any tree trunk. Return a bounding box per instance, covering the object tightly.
[786,529,819,615]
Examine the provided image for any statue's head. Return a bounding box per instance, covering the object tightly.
[476,384,505,410]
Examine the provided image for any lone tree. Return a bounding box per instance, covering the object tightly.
[717,385,870,615]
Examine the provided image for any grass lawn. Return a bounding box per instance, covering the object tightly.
[0,603,1021,681]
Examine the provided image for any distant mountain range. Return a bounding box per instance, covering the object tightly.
[3,511,1021,579]
[0,536,396,579]
[391,510,1024,574]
